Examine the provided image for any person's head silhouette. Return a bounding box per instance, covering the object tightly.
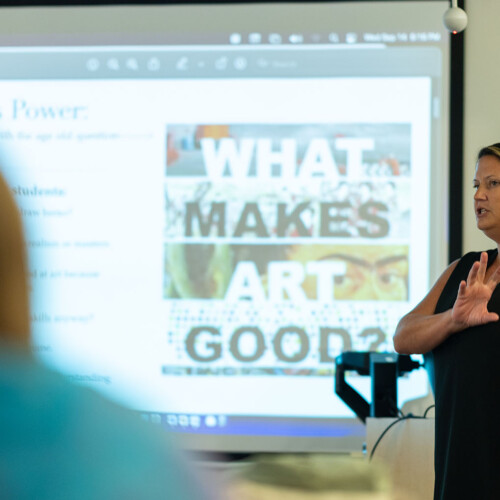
[0,172,30,347]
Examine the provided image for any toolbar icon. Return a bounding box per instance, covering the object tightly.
[147,57,160,71]
[190,415,201,428]
[233,57,247,70]
[167,414,178,426]
[249,32,262,44]
[289,34,303,44]
[346,32,358,44]
[126,58,139,70]
[107,58,120,71]
[215,57,228,70]
[229,33,242,44]
[86,58,99,71]
[205,415,217,427]
[176,57,189,70]
[269,33,282,44]
[328,32,340,43]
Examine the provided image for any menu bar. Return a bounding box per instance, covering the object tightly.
[0,47,442,80]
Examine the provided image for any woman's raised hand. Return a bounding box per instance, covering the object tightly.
[452,251,500,328]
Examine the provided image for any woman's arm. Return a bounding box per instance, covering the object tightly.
[393,260,460,354]
[393,252,500,354]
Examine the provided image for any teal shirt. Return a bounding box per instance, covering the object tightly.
[0,344,209,500]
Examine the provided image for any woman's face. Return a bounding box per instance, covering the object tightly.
[474,154,500,242]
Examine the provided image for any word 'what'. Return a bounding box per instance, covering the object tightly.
[200,137,374,180]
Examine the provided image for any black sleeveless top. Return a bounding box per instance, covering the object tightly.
[426,249,500,500]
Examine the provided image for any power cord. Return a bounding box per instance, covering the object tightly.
[423,404,435,418]
[369,403,435,461]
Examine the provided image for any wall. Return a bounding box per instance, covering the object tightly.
[463,0,500,254]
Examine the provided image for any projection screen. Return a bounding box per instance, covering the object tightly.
[0,1,455,452]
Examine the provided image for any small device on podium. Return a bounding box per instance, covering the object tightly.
[335,352,421,423]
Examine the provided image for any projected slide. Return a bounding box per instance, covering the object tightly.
[0,1,450,452]
[158,77,431,424]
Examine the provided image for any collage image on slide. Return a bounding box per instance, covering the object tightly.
[165,123,411,178]
[163,243,409,301]
[161,122,414,379]
[165,180,411,240]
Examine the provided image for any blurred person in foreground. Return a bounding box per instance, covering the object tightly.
[393,143,500,500]
[0,172,211,500]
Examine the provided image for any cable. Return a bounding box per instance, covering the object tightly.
[369,415,411,461]
[423,404,435,418]
[369,404,435,461]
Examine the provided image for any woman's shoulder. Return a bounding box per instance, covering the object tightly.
[438,249,498,290]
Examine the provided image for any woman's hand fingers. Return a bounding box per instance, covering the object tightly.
[484,312,500,323]
[476,251,488,282]
[453,254,500,328]
[467,260,480,287]
[467,252,488,287]
[457,280,467,298]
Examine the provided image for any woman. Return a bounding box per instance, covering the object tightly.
[393,143,500,500]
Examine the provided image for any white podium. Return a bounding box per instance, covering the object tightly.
[366,417,435,500]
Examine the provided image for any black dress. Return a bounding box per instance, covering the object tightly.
[426,249,500,500]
